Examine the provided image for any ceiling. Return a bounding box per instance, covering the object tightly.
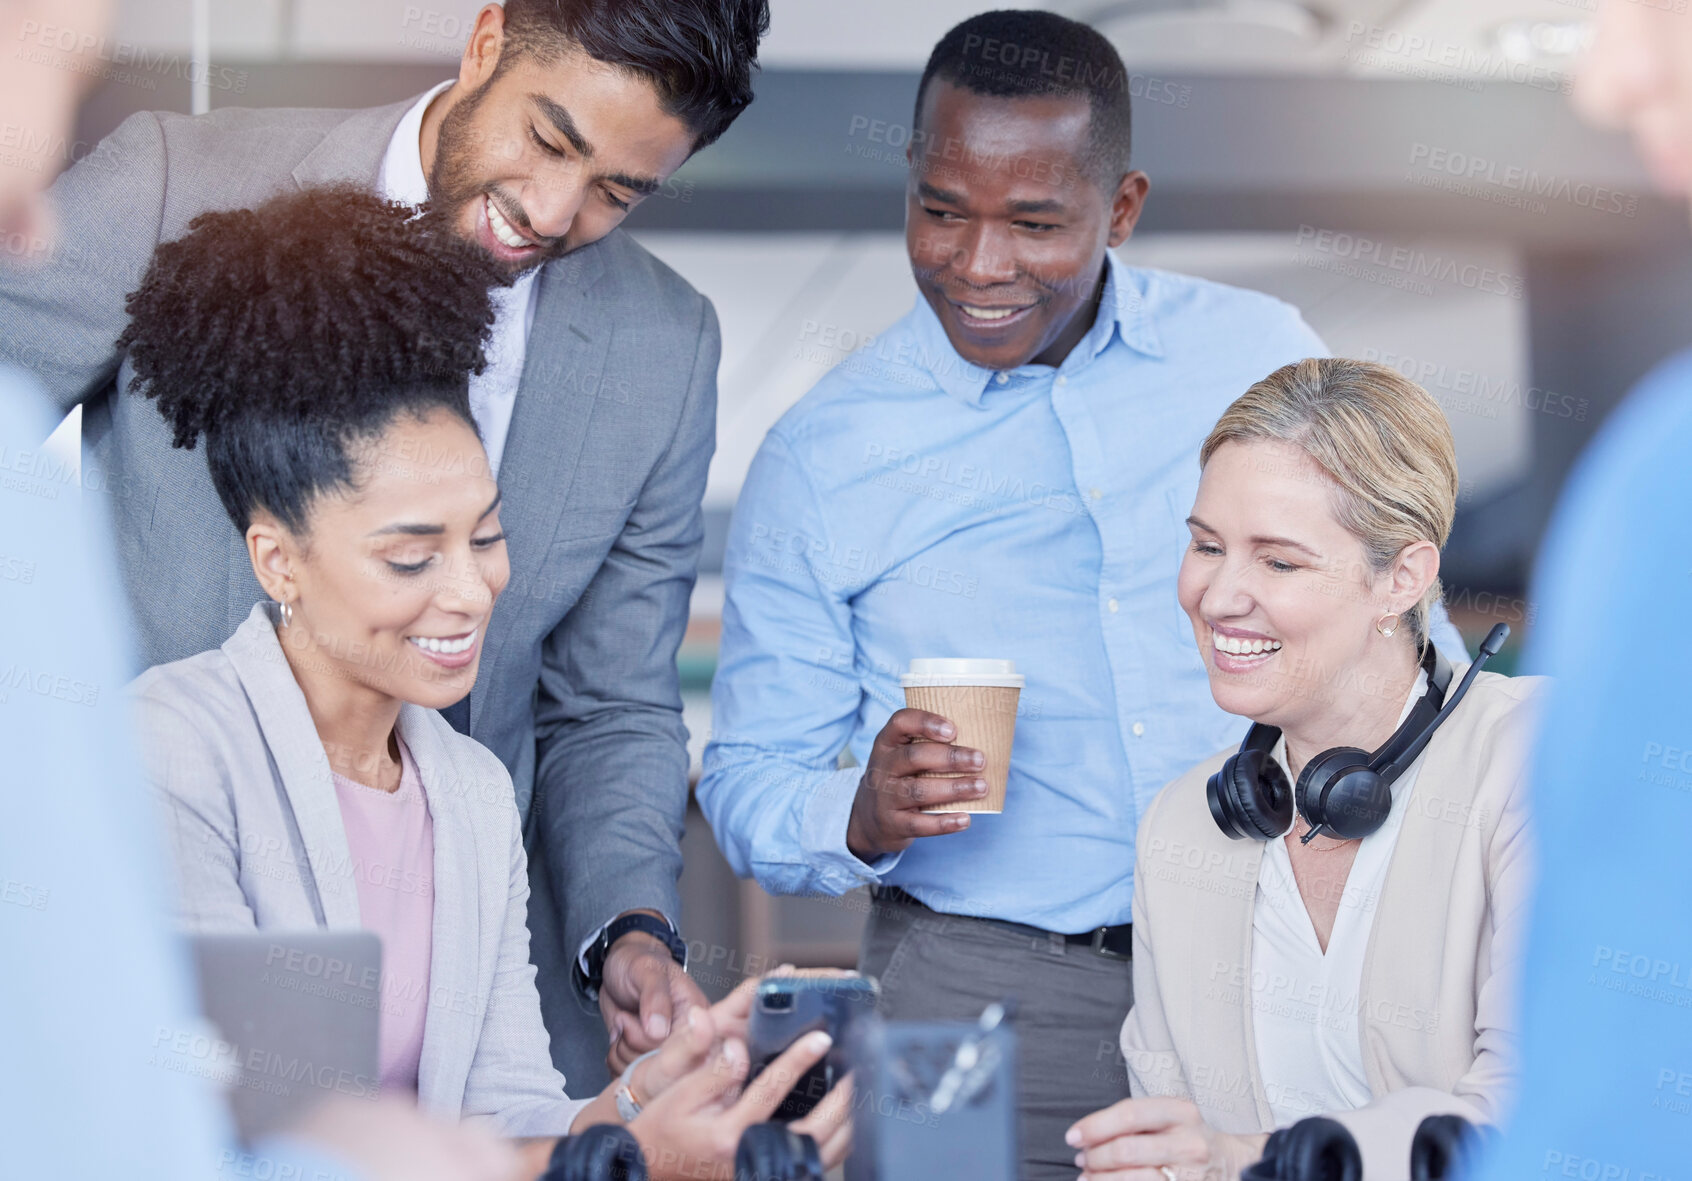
[114,0,1598,78]
[762,0,1593,76]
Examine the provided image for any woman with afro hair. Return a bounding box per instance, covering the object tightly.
[122,184,851,1176]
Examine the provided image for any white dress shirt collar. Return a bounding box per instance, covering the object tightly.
[378,80,453,208]
[375,81,538,478]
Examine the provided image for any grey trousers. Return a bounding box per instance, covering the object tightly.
[858,890,1134,1181]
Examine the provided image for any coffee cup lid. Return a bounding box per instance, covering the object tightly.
[901,657,1024,688]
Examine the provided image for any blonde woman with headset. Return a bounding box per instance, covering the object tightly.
[1068,358,1544,1180]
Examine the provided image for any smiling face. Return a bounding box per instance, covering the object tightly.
[248,408,510,711]
[1177,439,1432,736]
[1576,1,1692,197]
[423,6,697,276]
[905,80,1147,371]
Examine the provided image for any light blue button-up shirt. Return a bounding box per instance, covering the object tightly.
[1475,351,1692,1181]
[698,253,1466,933]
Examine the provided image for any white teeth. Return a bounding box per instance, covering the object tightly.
[408,629,477,656]
[1212,630,1281,657]
[485,197,529,250]
[959,305,1022,321]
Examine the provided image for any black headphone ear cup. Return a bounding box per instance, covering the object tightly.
[1209,742,1294,840]
[1232,747,1294,839]
[1294,747,1370,833]
[1324,766,1392,839]
[1207,754,1247,838]
[736,1123,823,1181]
[556,1123,646,1181]
[1411,1114,1493,1181]
[1281,1116,1363,1181]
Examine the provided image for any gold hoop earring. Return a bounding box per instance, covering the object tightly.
[1375,612,1399,638]
[279,599,293,629]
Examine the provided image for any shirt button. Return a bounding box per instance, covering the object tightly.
[995,372,1009,385]
[1107,598,1119,613]
[1132,722,1146,737]
[1089,488,1103,501]
[1055,375,1067,387]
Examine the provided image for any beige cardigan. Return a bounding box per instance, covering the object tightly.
[1120,669,1544,1179]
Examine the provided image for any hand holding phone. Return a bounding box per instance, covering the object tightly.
[746,972,880,1121]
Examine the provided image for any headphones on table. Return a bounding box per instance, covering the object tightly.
[1240,1116,1362,1181]
[735,1123,824,1181]
[544,1124,647,1181]
[1411,1113,1496,1181]
[1207,624,1510,844]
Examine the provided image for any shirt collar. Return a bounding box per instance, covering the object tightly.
[378,80,454,207]
[911,250,1165,409]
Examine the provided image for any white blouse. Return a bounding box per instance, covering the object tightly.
[1251,671,1428,1127]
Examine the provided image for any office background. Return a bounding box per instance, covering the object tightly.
[44,0,1677,994]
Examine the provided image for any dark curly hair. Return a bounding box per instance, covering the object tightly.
[118,184,508,534]
[501,0,770,150]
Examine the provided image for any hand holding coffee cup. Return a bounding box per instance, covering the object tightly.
[900,659,1023,815]
[846,708,991,862]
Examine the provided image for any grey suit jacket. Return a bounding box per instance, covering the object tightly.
[1,93,717,1087]
[132,602,589,1136]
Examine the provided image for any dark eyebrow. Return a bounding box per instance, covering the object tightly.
[1007,196,1066,216]
[1186,516,1321,559]
[916,180,965,205]
[530,93,663,197]
[369,491,502,538]
[603,170,662,197]
[531,93,592,157]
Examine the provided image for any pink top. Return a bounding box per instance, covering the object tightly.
[331,736,434,1096]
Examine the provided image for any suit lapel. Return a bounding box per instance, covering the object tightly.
[1357,674,1476,1092]
[291,94,420,190]
[395,705,481,1108]
[1190,833,1270,1126]
[221,603,362,929]
[1229,844,1276,1127]
[470,245,610,730]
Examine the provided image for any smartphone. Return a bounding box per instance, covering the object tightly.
[745,972,881,1121]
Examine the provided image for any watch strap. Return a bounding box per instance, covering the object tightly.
[579,913,687,999]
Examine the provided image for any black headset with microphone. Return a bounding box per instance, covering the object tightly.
[1207,623,1510,844]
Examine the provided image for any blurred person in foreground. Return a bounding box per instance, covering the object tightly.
[1466,5,1692,1179]
[1068,360,1544,1180]
[0,0,781,1091]
[0,1,513,1177]
[122,181,849,1178]
[695,10,1465,1176]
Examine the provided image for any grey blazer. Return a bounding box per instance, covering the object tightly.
[1,93,717,1086]
[132,602,589,1137]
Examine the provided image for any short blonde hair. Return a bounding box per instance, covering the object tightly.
[1199,357,1458,649]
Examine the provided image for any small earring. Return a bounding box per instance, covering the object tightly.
[279,599,294,629]
[1375,612,1399,638]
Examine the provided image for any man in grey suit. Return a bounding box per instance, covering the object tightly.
[0,0,769,1092]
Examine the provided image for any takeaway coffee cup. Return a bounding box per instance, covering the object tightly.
[900,658,1024,814]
